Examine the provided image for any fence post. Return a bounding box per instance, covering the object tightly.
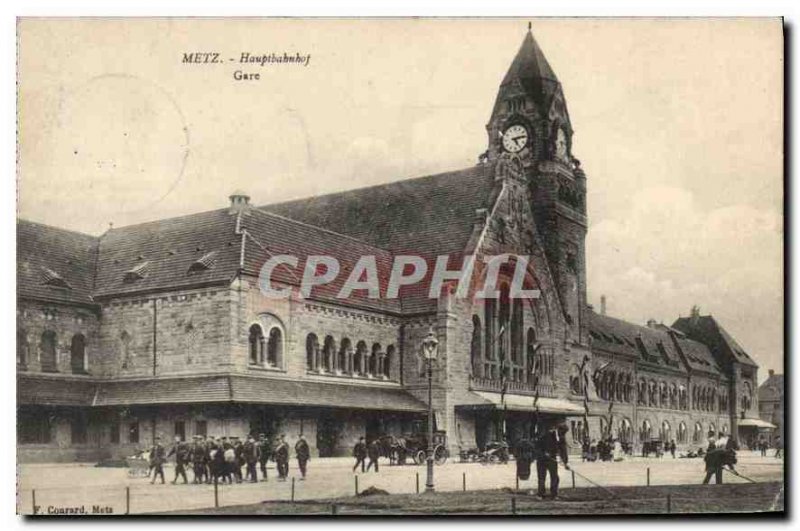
[572,470,576,489]
[416,472,419,494]
[331,503,338,515]
[355,475,359,496]
[32,489,36,515]
[462,472,466,492]
[516,474,519,491]
[125,486,130,515]
[647,467,651,487]
[291,477,296,502]
[214,477,219,508]
[511,496,517,515]
[667,494,672,514]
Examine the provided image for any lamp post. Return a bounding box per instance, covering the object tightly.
[420,328,439,493]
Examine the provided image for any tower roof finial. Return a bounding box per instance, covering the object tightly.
[528,21,532,31]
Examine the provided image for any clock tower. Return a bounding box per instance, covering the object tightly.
[485,27,589,346]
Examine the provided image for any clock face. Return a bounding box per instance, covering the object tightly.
[502,125,529,153]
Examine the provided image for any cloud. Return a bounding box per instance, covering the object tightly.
[587,185,783,378]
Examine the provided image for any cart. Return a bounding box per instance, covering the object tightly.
[126,451,152,478]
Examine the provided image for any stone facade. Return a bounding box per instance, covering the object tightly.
[18,29,761,463]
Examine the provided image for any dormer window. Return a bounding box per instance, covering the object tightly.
[41,267,71,289]
[188,251,217,274]
[124,261,150,283]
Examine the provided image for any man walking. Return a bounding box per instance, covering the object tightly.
[295,434,311,480]
[274,433,290,481]
[243,434,260,483]
[149,436,166,485]
[366,437,381,473]
[167,435,190,484]
[774,436,783,459]
[535,423,569,499]
[352,436,367,473]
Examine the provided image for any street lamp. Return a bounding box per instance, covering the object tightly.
[420,328,439,493]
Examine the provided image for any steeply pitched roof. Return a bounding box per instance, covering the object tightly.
[588,311,691,374]
[262,165,495,260]
[495,30,565,115]
[672,315,759,368]
[92,209,243,298]
[241,208,401,314]
[17,220,98,306]
[758,372,784,402]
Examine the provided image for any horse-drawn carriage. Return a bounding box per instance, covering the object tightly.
[381,430,449,466]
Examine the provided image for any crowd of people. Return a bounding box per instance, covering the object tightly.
[142,433,310,485]
[140,433,389,485]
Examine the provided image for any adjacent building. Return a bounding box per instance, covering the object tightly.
[758,370,784,446]
[18,28,764,462]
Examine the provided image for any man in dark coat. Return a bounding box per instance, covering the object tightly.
[167,435,190,484]
[366,438,381,473]
[702,441,737,484]
[353,437,367,473]
[149,436,166,485]
[257,433,271,481]
[295,434,311,479]
[535,423,569,499]
[190,436,208,484]
[274,433,290,481]
[243,434,260,483]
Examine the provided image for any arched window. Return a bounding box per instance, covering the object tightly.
[693,423,703,444]
[707,423,716,439]
[661,420,671,442]
[679,385,687,410]
[306,333,319,372]
[384,345,395,379]
[120,331,132,369]
[484,299,496,361]
[659,381,668,407]
[470,316,482,377]
[638,379,647,405]
[741,381,753,412]
[17,329,28,367]
[70,333,86,374]
[510,297,523,366]
[525,328,537,383]
[184,323,200,364]
[641,420,652,442]
[321,334,334,373]
[619,418,633,443]
[370,343,381,376]
[40,330,57,372]
[248,324,265,365]
[649,380,657,407]
[677,422,687,444]
[266,327,282,367]
[354,341,367,376]
[569,364,583,395]
[721,425,728,435]
[337,337,349,374]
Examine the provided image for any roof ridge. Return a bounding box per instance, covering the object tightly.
[103,207,231,233]
[248,206,395,255]
[18,218,99,240]
[260,164,484,209]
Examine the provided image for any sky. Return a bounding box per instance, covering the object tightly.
[17,18,783,380]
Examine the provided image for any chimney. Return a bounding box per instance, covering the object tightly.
[646,318,657,329]
[600,295,607,316]
[229,190,251,215]
[690,305,700,325]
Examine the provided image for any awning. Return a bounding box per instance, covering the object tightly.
[93,374,428,413]
[459,391,587,415]
[738,418,777,429]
